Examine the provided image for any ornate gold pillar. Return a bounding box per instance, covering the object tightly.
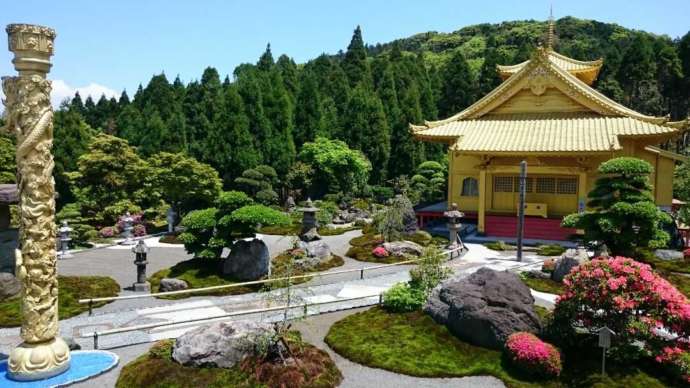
[2,24,70,381]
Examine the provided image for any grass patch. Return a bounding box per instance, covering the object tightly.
[149,253,345,299]
[662,272,690,298]
[117,337,342,388]
[536,244,566,257]
[520,274,564,295]
[0,275,119,327]
[325,307,673,388]
[636,248,690,274]
[346,233,407,264]
[317,226,360,236]
[484,241,514,251]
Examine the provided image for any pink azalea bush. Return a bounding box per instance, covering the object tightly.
[99,226,116,238]
[372,246,389,258]
[505,332,562,377]
[133,224,147,237]
[554,256,690,382]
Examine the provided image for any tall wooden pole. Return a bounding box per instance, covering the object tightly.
[516,161,527,262]
[3,24,71,380]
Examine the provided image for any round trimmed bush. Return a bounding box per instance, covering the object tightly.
[505,332,562,378]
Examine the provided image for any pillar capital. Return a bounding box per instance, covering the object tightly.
[6,24,55,76]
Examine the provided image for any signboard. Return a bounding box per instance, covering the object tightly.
[598,326,614,348]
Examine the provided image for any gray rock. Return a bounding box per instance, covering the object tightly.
[172,320,272,368]
[0,272,20,301]
[295,239,332,270]
[300,228,321,242]
[424,268,541,350]
[159,278,188,292]
[654,249,684,261]
[551,248,588,282]
[222,239,270,281]
[64,337,81,351]
[383,240,423,257]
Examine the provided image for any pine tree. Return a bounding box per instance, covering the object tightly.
[439,50,475,117]
[257,43,275,71]
[343,85,390,183]
[617,34,657,111]
[118,90,130,107]
[70,92,86,116]
[477,39,503,96]
[53,109,96,205]
[294,70,324,147]
[276,54,299,102]
[342,26,372,88]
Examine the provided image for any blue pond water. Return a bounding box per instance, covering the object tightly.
[0,350,118,388]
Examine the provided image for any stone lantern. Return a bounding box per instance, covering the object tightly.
[57,221,73,259]
[132,240,150,292]
[120,211,135,245]
[166,207,176,234]
[298,198,319,237]
[444,203,465,258]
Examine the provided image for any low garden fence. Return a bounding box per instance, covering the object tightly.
[78,245,466,315]
[80,293,383,349]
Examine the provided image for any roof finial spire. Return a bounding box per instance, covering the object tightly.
[547,5,555,50]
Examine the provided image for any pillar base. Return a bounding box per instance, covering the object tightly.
[8,337,71,381]
[133,282,150,292]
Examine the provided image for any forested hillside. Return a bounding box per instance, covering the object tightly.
[12,17,690,198]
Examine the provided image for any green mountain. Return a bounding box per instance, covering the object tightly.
[56,17,690,192]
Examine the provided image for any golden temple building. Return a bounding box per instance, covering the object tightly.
[412,32,689,240]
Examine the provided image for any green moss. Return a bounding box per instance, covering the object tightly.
[149,253,345,299]
[116,338,342,388]
[520,275,564,295]
[484,241,513,251]
[636,248,690,274]
[536,244,566,257]
[317,226,360,236]
[325,307,673,388]
[0,275,119,327]
[116,340,262,388]
[662,272,690,298]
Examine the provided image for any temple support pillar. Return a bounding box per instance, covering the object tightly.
[3,24,71,381]
[578,170,587,213]
[478,169,487,233]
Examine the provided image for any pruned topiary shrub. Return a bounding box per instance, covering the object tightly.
[505,332,562,378]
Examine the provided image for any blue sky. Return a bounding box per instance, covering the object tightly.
[1,0,689,106]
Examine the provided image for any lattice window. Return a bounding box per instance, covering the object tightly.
[536,177,556,193]
[557,178,578,194]
[494,176,514,193]
[461,177,479,196]
[513,177,534,193]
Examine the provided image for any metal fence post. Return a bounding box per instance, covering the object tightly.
[88,299,93,316]
[360,268,364,279]
[94,331,99,350]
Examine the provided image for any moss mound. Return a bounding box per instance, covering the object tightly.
[520,274,564,295]
[0,275,119,327]
[536,244,566,256]
[117,338,342,388]
[325,307,672,387]
[149,253,345,299]
[159,234,184,244]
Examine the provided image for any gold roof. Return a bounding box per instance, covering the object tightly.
[411,47,688,154]
[498,50,602,85]
[415,113,676,154]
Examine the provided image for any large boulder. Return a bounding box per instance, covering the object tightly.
[222,238,270,281]
[159,278,189,292]
[424,268,541,350]
[383,240,423,257]
[654,249,684,261]
[0,272,20,301]
[172,320,272,368]
[551,248,589,282]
